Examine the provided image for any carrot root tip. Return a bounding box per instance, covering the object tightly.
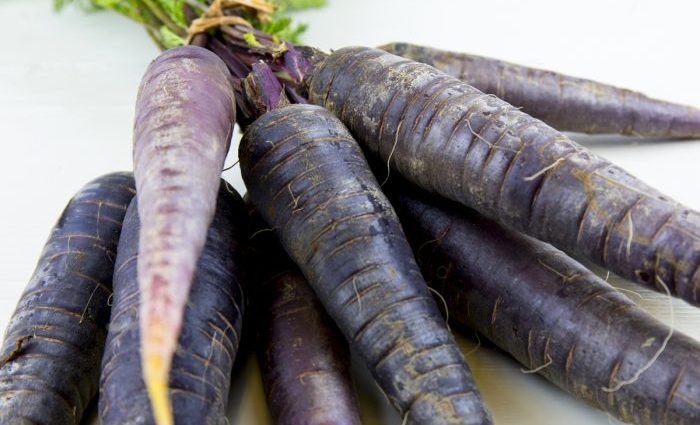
[144,354,174,425]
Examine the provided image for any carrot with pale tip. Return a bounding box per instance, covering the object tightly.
[132,45,236,425]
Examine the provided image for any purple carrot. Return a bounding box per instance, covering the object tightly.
[304,47,700,307]
[249,212,362,425]
[132,45,236,425]
[0,172,135,425]
[386,182,700,425]
[379,42,700,138]
[99,182,247,425]
[239,67,492,424]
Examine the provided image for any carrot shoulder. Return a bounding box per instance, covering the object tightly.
[379,42,700,139]
[132,45,236,425]
[387,183,700,425]
[0,172,135,425]
[305,46,700,307]
[99,183,247,425]
[240,104,492,425]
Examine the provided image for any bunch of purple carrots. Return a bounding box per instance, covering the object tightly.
[1,1,699,424]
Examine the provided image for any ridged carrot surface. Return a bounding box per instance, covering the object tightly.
[306,47,700,307]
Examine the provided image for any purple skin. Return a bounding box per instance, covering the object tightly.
[132,44,236,422]
[249,214,362,425]
[379,42,700,139]
[0,172,136,425]
[240,102,492,425]
[305,47,700,307]
[242,62,294,119]
[386,182,700,425]
[99,182,247,425]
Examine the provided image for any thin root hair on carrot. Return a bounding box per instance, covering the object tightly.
[464,332,482,357]
[222,159,240,172]
[521,353,553,374]
[288,183,300,209]
[523,157,566,181]
[249,227,277,240]
[602,275,675,393]
[352,276,362,315]
[79,284,101,324]
[380,132,401,187]
[200,329,221,391]
[537,258,569,281]
[614,286,644,300]
[626,213,634,259]
[465,117,517,154]
[415,226,450,259]
[427,286,450,332]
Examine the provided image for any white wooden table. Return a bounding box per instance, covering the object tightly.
[1,1,698,424]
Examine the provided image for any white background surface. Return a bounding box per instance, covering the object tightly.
[1,1,699,424]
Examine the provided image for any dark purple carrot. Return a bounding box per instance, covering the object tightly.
[99,182,246,425]
[379,42,700,139]
[0,172,135,425]
[132,44,236,423]
[248,211,362,425]
[305,46,700,307]
[239,90,492,424]
[385,182,700,425]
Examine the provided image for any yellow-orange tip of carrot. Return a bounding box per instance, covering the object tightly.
[144,353,173,425]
